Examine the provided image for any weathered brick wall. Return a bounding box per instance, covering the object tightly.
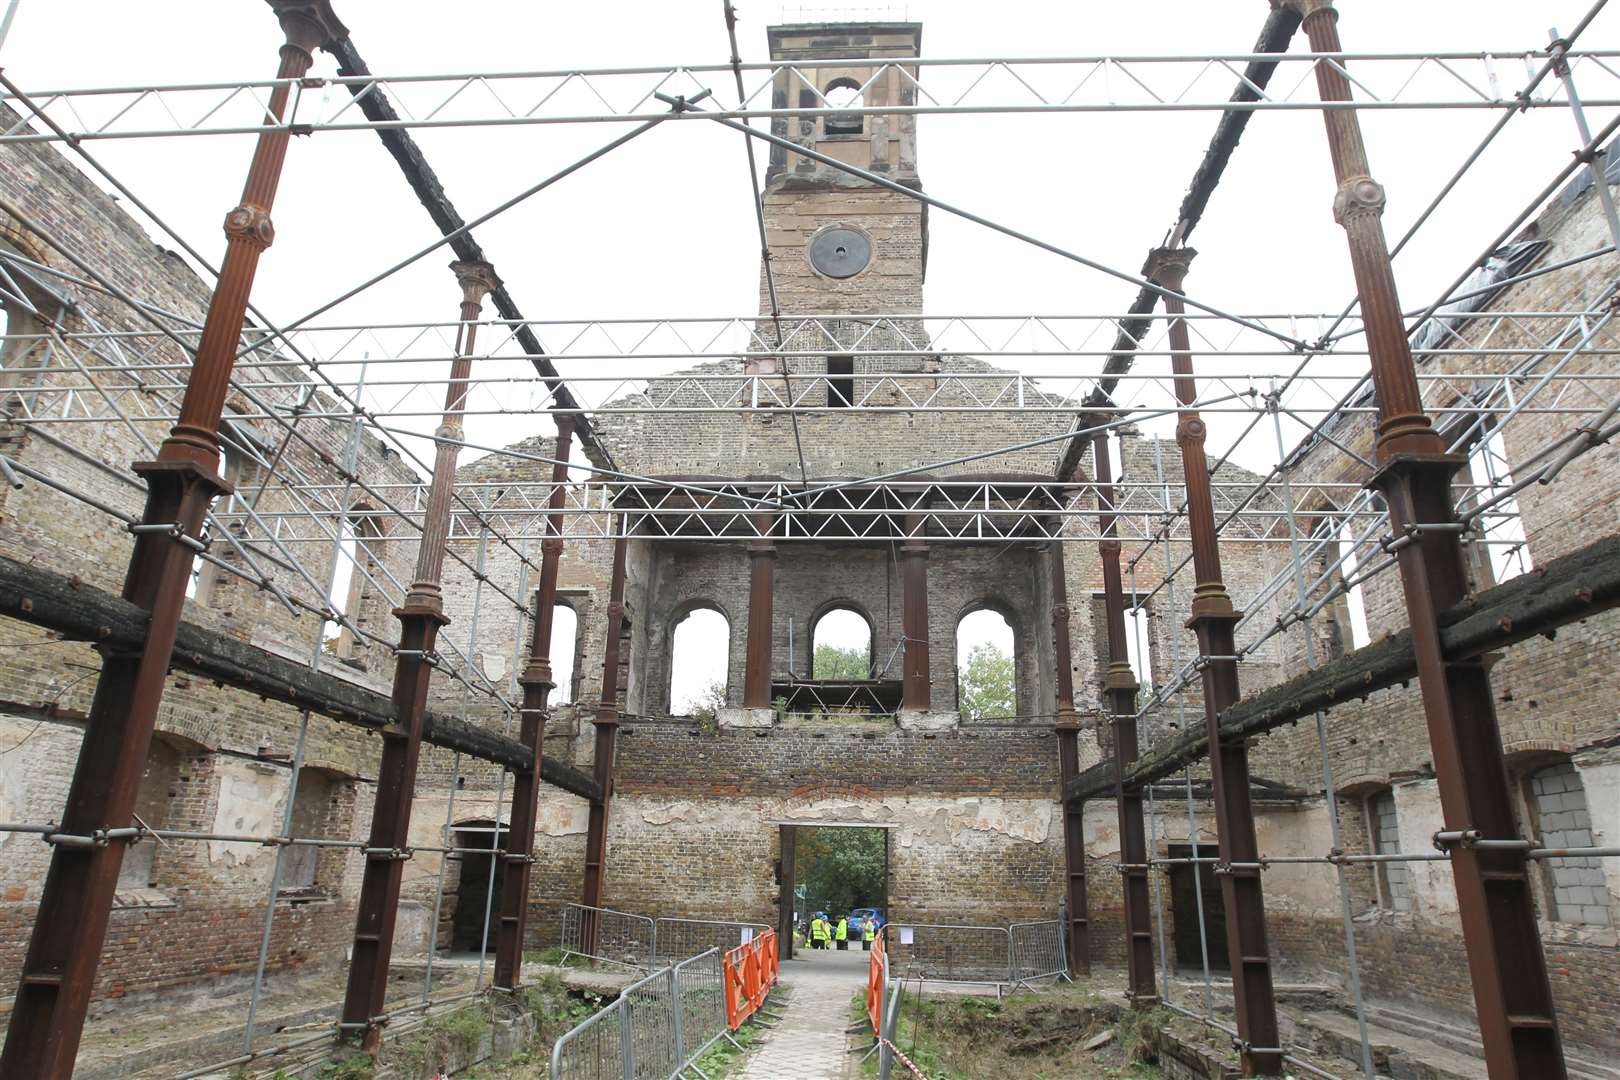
[0,100,427,1011]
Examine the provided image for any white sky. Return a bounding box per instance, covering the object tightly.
[6,1,1616,480]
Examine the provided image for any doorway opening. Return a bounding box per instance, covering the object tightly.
[451,819,509,953]
[1166,842,1228,971]
[777,823,889,959]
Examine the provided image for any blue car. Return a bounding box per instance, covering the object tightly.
[848,907,886,935]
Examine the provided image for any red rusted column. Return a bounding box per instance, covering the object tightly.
[1092,433,1158,1006]
[342,260,499,1051]
[901,516,931,712]
[1283,3,1566,1074]
[0,5,345,1076]
[742,513,776,709]
[581,536,628,954]
[1150,245,1279,1073]
[493,416,574,990]
[1049,537,1089,976]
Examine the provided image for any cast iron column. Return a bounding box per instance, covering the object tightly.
[0,5,346,1076]
[342,259,499,1051]
[742,513,776,709]
[1150,245,1279,1073]
[901,517,931,712]
[1049,537,1090,976]
[1092,433,1157,1005]
[492,416,574,990]
[581,536,628,954]
[1284,2,1566,1074]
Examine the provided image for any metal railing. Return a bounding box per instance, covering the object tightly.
[1008,919,1067,987]
[560,902,657,971]
[654,917,770,964]
[878,912,1072,988]
[549,948,738,1080]
[880,921,1015,984]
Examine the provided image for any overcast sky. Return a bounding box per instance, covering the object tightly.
[7,2,1615,469]
[6,1,1616,705]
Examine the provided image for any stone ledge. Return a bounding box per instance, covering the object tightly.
[718,706,776,730]
[897,710,959,732]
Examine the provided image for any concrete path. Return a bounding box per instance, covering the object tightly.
[742,945,870,1080]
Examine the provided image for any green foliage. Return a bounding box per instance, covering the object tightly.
[795,826,885,918]
[1117,1005,1172,1065]
[316,1056,375,1080]
[691,1020,758,1076]
[689,679,727,731]
[438,1003,490,1052]
[813,642,870,680]
[958,640,1015,720]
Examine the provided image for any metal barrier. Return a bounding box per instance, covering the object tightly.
[880,921,1015,984]
[654,917,770,964]
[866,929,902,1080]
[560,902,656,970]
[550,947,733,1080]
[721,928,779,1030]
[1009,918,1067,986]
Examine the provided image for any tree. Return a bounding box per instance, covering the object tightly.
[795,827,886,917]
[813,642,870,680]
[958,641,1015,720]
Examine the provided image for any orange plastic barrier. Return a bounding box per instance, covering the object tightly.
[866,931,887,1033]
[722,928,779,1030]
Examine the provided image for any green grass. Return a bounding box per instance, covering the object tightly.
[689,1022,760,1077]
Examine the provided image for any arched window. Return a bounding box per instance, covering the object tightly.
[956,608,1015,719]
[551,603,579,705]
[328,511,385,662]
[811,607,872,679]
[1522,761,1609,926]
[824,78,863,136]
[669,605,729,716]
[1335,519,1372,650]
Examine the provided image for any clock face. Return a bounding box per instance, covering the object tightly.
[808,227,872,279]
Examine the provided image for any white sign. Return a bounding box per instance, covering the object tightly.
[899,927,914,945]
[741,927,754,943]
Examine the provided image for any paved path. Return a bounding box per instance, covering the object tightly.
[742,946,869,1080]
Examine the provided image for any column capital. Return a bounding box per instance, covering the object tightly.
[451,259,502,309]
[1145,245,1197,291]
[266,0,348,50]
[1333,176,1387,225]
[1103,661,1139,694]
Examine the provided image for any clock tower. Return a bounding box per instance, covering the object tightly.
[753,23,928,380]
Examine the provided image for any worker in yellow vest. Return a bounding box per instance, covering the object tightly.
[862,920,877,951]
[835,915,849,950]
[811,913,831,950]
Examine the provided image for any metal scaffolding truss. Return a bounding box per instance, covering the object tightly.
[6,48,1620,145]
[1,1,1620,1078]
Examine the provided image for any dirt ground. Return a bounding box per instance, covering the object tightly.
[857,984,1165,1080]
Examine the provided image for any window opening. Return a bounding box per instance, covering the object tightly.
[1336,520,1372,649]
[827,356,854,408]
[1526,762,1608,926]
[1367,789,1412,912]
[824,79,863,135]
[669,606,728,716]
[812,608,871,679]
[552,604,579,705]
[1467,424,1532,583]
[956,608,1015,719]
